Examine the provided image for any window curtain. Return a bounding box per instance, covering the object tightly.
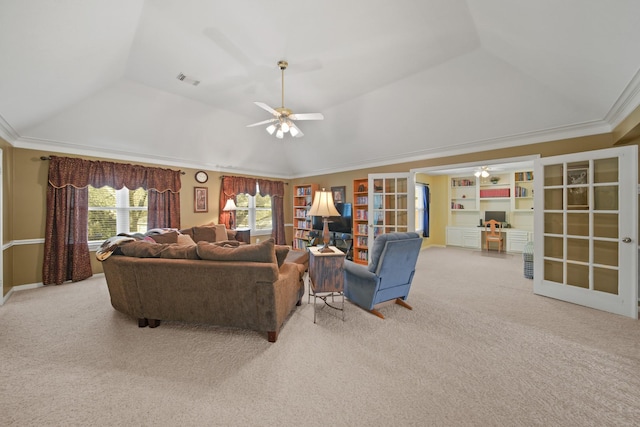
[43,156,181,285]
[219,176,286,245]
[422,185,430,238]
[258,179,286,245]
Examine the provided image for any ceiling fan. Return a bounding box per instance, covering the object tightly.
[247,60,324,139]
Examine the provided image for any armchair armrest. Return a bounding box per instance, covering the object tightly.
[343,260,379,310]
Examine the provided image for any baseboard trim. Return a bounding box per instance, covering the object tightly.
[2,273,107,305]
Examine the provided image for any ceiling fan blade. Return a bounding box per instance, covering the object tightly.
[254,102,280,116]
[246,118,277,128]
[289,122,304,138]
[289,112,324,121]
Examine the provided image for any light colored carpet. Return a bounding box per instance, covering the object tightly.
[2,247,640,426]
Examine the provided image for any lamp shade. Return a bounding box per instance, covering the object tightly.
[308,189,340,217]
[223,199,237,211]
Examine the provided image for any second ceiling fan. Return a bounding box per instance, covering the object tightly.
[247,60,324,138]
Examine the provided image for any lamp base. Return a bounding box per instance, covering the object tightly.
[317,244,334,253]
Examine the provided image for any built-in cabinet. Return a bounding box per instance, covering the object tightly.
[352,178,369,265]
[292,183,318,250]
[447,169,534,252]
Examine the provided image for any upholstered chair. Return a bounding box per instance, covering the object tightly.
[343,232,422,319]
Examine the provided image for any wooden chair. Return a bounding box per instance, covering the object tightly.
[485,219,504,252]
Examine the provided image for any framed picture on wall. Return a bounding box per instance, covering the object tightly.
[567,167,588,209]
[194,187,208,212]
[331,186,346,204]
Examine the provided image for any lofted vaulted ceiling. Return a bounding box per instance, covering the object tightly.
[1,1,639,178]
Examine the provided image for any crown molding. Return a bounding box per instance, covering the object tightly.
[288,120,612,179]
[605,67,640,129]
[0,114,19,143]
[13,135,292,179]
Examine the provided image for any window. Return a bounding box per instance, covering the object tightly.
[235,185,272,234]
[88,186,148,242]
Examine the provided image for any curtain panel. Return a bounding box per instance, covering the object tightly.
[219,176,286,244]
[43,156,182,285]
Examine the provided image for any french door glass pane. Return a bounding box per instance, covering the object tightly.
[544,164,563,186]
[593,213,618,238]
[567,213,588,236]
[566,263,589,288]
[594,268,618,294]
[567,238,588,262]
[594,186,618,210]
[594,158,618,183]
[544,188,563,210]
[544,213,563,234]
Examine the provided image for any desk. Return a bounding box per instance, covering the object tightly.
[308,246,346,323]
[446,226,532,253]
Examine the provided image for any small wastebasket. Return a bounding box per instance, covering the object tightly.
[523,241,534,279]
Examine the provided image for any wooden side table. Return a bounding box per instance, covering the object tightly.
[308,246,346,323]
[234,228,251,244]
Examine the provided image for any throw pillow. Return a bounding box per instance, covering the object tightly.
[177,233,196,246]
[150,231,179,244]
[196,238,276,263]
[275,245,290,268]
[214,224,228,242]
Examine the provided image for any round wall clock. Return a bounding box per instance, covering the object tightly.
[195,171,208,183]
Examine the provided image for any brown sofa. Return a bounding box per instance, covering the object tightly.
[101,237,306,342]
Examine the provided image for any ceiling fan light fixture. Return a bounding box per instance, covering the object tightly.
[266,124,277,135]
[247,60,324,140]
[482,170,490,178]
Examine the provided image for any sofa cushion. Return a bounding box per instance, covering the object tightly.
[150,231,179,244]
[119,241,199,259]
[177,233,196,246]
[275,245,290,268]
[197,238,276,263]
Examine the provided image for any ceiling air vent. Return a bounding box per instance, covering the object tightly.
[176,73,200,86]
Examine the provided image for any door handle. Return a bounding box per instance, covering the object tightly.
[622,237,632,243]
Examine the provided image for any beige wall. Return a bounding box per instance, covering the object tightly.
[2,104,640,295]
[1,139,13,295]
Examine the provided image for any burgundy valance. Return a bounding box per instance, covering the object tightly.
[47,156,182,193]
[221,176,284,197]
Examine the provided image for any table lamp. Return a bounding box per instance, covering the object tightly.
[308,188,340,253]
[223,198,237,229]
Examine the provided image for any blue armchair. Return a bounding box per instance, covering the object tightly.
[343,232,422,319]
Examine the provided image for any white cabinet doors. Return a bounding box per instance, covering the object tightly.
[533,146,638,318]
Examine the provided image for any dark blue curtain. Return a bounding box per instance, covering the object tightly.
[422,185,430,237]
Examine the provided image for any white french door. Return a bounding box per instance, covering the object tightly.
[367,173,415,249]
[533,146,638,318]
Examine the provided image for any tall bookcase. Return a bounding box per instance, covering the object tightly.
[292,183,318,250]
[352,178,369,265]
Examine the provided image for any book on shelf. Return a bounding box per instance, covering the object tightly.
[479,188,510,198]
[451,178,475,187]
[515,171,533,181]
[355,209,368,220]
[357,250,368,261]
[355,196,368,204]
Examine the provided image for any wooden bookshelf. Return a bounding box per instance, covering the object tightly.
[292,183,318,250]
[352,178,369,265]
